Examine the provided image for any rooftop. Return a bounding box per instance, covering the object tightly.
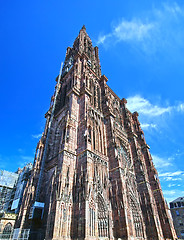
[170,197,184,203]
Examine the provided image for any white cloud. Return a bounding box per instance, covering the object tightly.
[21,156,33,162]
[164,177,182,181]
[163,2,183,16]
[158,170,183,182]
[97,34,110,45]
[127,95,171,116]
[151,154,183,188]
[97,19,154,46]
[176,103,184,112]
[163,190,176,196]
[97,2,184,55]
[159,171,183,177]
[152,155,172,169]
[114,20,154,42]
[141,123,157,130]
[163,189,184,203]
[126,95,184,118]
[32,133,42,139]
[168,183,176,188]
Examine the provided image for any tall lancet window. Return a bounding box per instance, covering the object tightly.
[88,126,91,143]
[93,127,96,150]
[97,194,109,237]
[97,87,101,109]
[94,85,96,107]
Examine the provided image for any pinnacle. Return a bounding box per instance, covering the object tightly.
[81,25,86,31]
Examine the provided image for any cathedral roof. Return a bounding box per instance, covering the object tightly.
[170,196,184,203]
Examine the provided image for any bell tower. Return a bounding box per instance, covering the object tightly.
[15,26,177,240]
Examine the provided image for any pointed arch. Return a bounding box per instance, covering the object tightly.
[2,223,13,239]
[118,142,131,167]
[93,126,96,150]
[97,193,109,238]
[51,117,66,159]
[129,194,144,238]
[99,127,102,153]
[88,125,92,143]
[97,86,101,109]
[94,85,96,107]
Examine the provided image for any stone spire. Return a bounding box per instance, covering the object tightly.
[81,25,86,31]
[62,26,101,77]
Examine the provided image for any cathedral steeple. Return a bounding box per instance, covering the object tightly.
[62,26,101,78]
[15,27,177,240]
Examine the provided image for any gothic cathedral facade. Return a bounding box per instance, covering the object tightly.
[15,26,177,240]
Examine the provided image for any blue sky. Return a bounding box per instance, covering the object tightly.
[0,0,184,203]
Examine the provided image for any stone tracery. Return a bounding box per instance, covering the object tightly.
[97,193,109,238]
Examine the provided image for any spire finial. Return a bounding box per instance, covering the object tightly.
[82,25,86,31]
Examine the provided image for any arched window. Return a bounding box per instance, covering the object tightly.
[66,126,70,142]
[120,145,128,162]
[97,194,109,237]
[61,85,67,108]
[53,126,62,157]
[2,223,13,239]
[84,37,86,51]
[119,144,131,167]
[99,128,102,153]
[129,196,144,238]
[86,77,88,88]
[74,76,77,86]
[89,79,92,91]
[62,128,66,143]
[88,126,91,143]
[93,128,96,150]
[96,126,99,151]
[97,87,101,109]
[94,85,96,107]
[89,206,95,236]
[69,78,72,89]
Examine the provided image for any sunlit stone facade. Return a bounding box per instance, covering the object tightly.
[15,26,177,240]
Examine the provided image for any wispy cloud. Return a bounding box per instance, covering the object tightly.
[114,20,153,42]
[141,123,157,130]
[164,177,182,181]
[32,133,42,139]
[163,190,177,196]
[21,156,33,162]
[176,103,184,112]
[127,95,171,116]
[126,95,184,117]
[159,171,183,177]
[97,2,184,55]
[152,154,173,169]
[97,19,153,45]
[163,189,184,203]
[158,170,184,182]
[97,35,109,45]
[168,183,181,188]
[162,2,183,17]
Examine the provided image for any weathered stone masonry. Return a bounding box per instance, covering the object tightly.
[15,26,177,240]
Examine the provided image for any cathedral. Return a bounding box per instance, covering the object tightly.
[15,26,177,240]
